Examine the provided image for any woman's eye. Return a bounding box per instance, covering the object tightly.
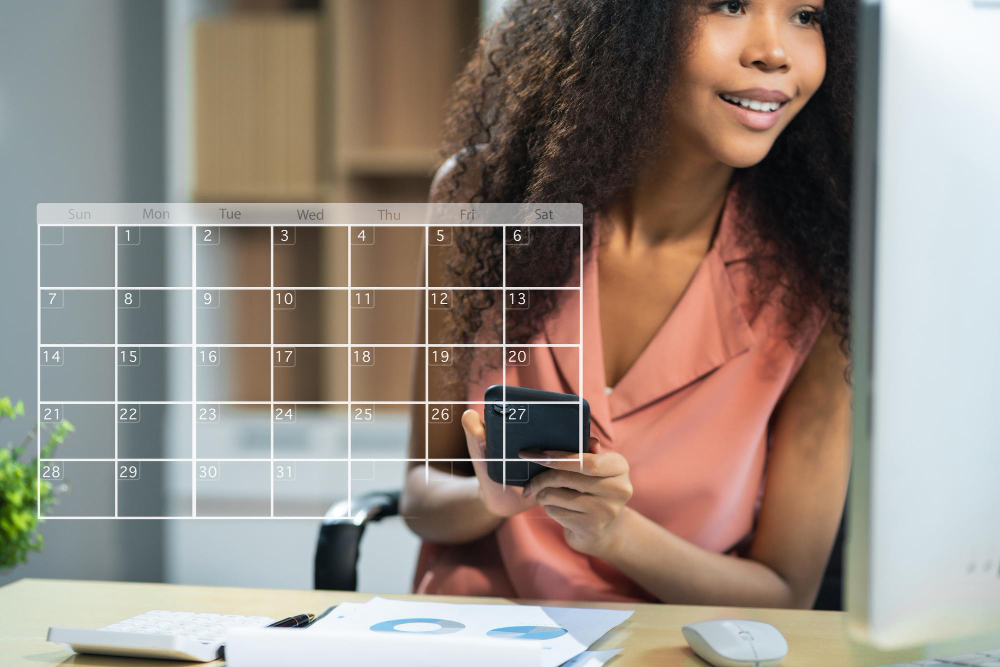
[792,8,825,26]
[711,0,746,15]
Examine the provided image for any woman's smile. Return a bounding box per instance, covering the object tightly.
[718,88,793,131]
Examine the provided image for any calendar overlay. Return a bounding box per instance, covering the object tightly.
[37,203,584,519]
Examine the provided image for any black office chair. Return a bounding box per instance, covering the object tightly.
[813,511,847,611]
[314,490,401,592]
[313,489,847,610]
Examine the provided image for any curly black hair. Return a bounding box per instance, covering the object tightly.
[434,0,856,383]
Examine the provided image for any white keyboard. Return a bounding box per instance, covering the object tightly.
[882,650,1000,666]
[47,609,277,662]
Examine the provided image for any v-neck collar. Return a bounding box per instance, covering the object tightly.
[543,187,755,442]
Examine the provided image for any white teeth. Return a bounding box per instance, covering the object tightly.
[721,94,783,113]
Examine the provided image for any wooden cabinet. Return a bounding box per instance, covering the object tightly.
[191,2,480,412]
[194,15,319,201]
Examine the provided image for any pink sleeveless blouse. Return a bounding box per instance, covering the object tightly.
[412,189,828,602]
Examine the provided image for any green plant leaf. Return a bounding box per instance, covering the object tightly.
[0,397,75,569]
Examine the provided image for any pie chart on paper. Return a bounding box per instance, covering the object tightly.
[486,625,568,640]
[369,617,465,634]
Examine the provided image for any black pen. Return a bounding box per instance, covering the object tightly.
[267,613,314,628]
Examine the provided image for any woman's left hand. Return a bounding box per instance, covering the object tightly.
[519,438,633,559]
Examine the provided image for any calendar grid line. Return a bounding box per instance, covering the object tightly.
[39,343,583,348]
[38,209,583,519]
[36,223,41,519]
[37,516,434,521]
[37,400,580,406]
[38,222,582,228]
[579,224,585,471]
[114,225,119,517]
[38,223,585,228]
[38,400,583,407]
[269,225,275,517]
[39,285,581,292]
[38,220,580,230]
[38,285,582,291]
[39,458,583,463]
[346,226,353,517]
[502,226,507,488]
[424,227,430,483]
[191,223,198,517]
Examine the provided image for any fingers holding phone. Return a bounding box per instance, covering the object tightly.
[461,409,537,518]
[519,438,633,559]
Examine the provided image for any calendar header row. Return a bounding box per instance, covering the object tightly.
[37,203,584,226]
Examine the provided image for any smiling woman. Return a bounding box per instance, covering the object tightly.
[401,0,857,610]
[682,0,829,161]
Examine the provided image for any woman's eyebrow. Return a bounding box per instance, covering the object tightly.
[776,0,825,7]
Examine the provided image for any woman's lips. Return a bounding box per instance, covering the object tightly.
[718,93,788,131]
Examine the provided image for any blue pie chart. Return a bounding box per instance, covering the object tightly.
[370,617,465,634]
[486,625,568,640]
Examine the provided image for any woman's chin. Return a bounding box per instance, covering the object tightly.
[717,147,773,170]
[704,131,778,169]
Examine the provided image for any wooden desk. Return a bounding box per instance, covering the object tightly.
[1,578,922,666]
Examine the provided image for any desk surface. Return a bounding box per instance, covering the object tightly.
[1,578,923,666]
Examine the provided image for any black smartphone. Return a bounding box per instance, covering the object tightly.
[484,384,591,486]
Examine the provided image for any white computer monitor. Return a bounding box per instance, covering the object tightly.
[846,0,1000,649]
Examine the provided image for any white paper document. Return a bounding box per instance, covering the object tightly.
[561,648,624,667]
[225,596,632,667]
[225,627,547,667]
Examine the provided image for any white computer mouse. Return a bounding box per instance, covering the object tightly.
[681,619,789,667]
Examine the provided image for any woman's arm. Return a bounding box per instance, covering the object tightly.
[398,295,491,543]
[401,148,540,544]
[399,405,508,544]
[528,318,852,608]
[399,298,537,544]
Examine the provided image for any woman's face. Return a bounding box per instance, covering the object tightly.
[670,0,828,168]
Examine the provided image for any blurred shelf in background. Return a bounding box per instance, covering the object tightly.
[189,0,480,419]
[326,0,478,200]
[192,0,479,201]
[194,14,320,202]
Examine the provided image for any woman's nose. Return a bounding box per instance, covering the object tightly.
[741,18,791,72]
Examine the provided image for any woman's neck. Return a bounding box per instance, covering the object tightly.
[604,137,734,251]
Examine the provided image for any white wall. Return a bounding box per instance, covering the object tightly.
[0,0,165,586]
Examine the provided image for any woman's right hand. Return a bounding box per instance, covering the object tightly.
[462,409,537,518]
